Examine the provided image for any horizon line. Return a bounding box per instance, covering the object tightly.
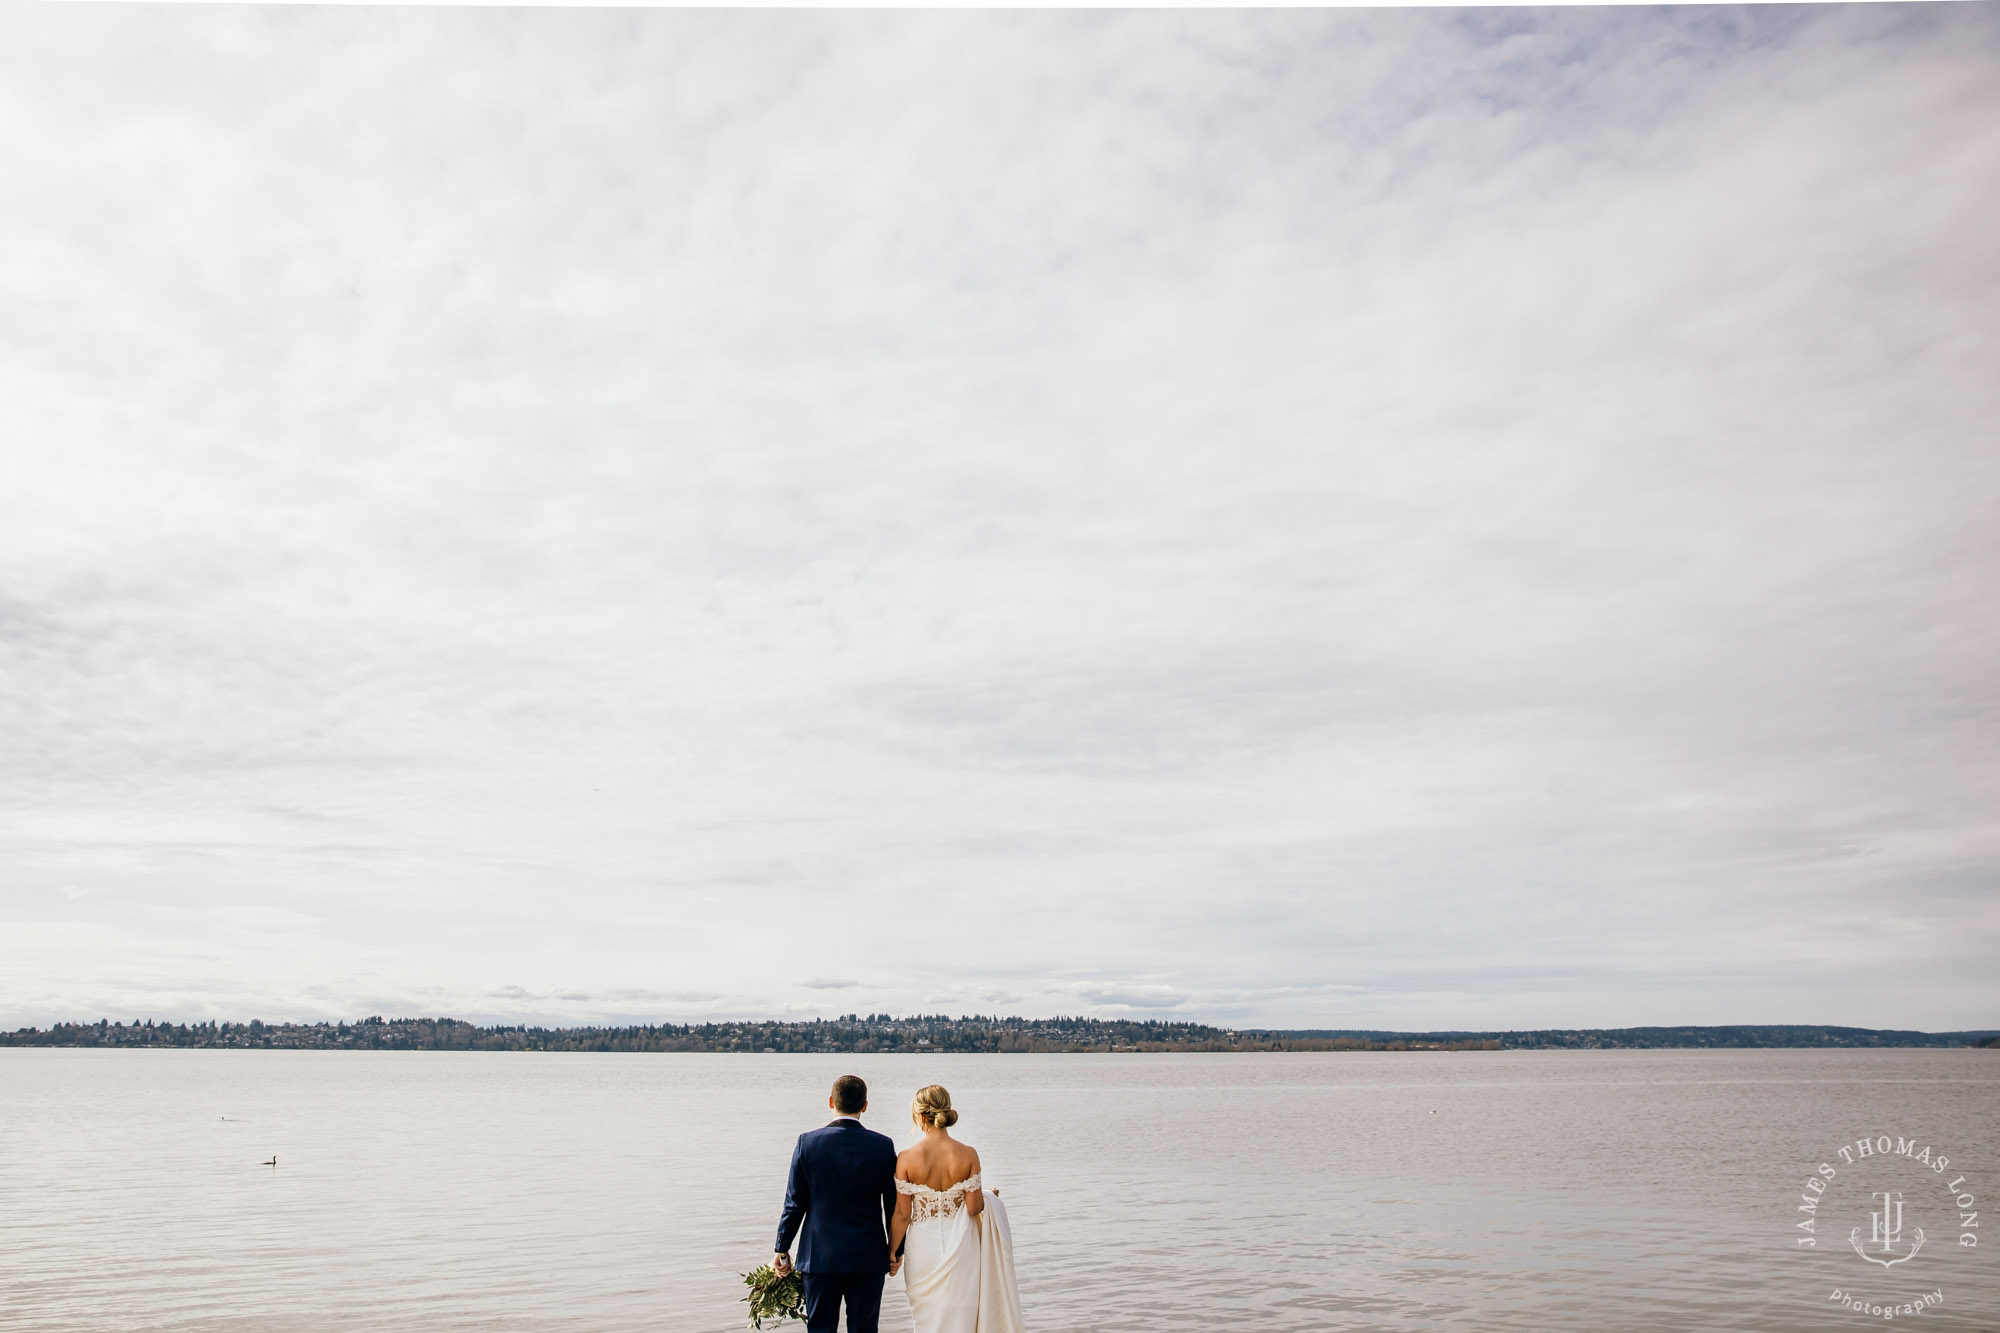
[8,1015,1998,1037]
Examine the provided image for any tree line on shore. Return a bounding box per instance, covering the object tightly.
[2,1016,1992,1052]
[0,1014,1438,1053]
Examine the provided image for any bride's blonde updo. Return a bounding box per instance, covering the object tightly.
[911,1084,958,1131]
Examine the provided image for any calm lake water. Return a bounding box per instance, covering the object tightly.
[1,1049,1995,1331]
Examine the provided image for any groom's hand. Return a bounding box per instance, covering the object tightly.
[772,1253,792,1277]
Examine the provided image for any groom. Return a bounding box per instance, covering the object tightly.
[773,1074,900,1333]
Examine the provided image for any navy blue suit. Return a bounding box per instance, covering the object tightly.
[775,1118,898,1333]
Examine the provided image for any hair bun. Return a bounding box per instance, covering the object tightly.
[912,1083,957,1130]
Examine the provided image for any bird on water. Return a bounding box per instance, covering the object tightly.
[262,1157,277,1167]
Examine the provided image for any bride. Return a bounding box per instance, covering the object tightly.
[890,1085,1026,1333]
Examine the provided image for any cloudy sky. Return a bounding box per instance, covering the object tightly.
[1,4,1995,1032]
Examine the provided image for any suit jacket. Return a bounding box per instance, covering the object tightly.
[774,1118,898,1274]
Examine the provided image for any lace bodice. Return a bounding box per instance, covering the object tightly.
[896,1172,982,1224]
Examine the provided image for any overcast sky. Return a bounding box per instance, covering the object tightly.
[1,4,1995,1032]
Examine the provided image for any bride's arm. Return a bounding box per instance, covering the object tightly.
[964,1151,984,1218]
[889,1187,911,1270]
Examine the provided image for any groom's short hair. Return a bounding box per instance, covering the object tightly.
[831,1074,867,1114]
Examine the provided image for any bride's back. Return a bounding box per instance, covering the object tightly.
[898,1133,980,1191]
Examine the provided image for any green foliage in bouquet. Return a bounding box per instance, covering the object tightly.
[741,1262,806,1328]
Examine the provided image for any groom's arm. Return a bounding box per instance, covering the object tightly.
[773,1138,809,1270]
[881,1150,902,1269]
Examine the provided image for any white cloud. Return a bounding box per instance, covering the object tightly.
[0,6,1995,1031]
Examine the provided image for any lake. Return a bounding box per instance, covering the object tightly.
[1,1049,1994,1331]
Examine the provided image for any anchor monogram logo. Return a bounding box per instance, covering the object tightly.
[1849,1190,1926,1268]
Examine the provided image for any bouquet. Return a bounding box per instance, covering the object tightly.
[740,1262,806,1328]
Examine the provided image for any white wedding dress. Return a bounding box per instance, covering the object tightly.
[897,1173,1026,1333]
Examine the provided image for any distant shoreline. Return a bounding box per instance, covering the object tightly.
[3,1017,1995,1053]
